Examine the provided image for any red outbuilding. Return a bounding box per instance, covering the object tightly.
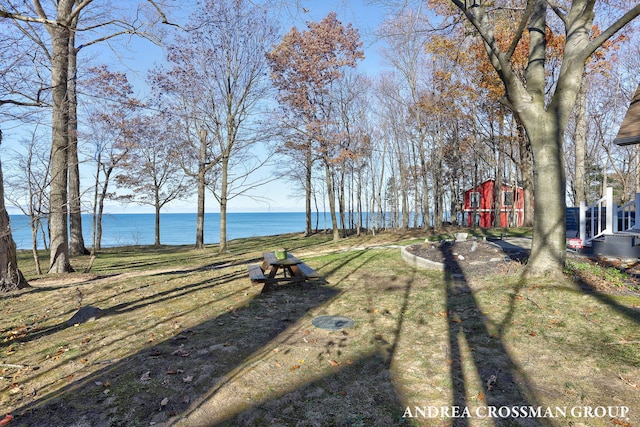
[463,179,525,228]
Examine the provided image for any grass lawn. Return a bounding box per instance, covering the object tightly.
[2,230,640,426]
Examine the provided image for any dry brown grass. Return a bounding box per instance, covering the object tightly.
[2,231,640,427]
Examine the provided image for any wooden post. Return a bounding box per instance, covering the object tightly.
[605,187,615,235]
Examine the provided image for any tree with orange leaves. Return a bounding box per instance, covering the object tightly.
[433,0,640,276]
[267,12,364,240]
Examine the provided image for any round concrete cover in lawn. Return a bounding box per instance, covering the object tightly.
[312,315,354,330]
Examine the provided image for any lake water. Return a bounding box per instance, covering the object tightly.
[9,212,334,250]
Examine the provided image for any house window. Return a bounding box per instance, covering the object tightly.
[502,191,514,207]
[470,192,481,208]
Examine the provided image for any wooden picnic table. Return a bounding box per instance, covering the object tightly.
[247,251,320,293]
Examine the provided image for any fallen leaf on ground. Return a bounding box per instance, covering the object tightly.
[328,360,339,367]
[160,397,169,410]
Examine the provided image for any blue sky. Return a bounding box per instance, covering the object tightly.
[115,0,390,93]
[4,0,392,214]
[94,0,391,213]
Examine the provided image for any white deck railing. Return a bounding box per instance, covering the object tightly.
[617,193,640,233]
[579,188,640,246]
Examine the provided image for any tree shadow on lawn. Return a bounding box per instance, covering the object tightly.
[441,246,550,427]
[10,267,353,426]
[2,244,336,359]
[189,250,411,426]
[8,248,414,427]
[2,270,253,408]
[1,269,241,351]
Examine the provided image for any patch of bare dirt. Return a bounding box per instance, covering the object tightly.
[405,239,528,277]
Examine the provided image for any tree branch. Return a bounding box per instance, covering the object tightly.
[546,0,567,24]
[146,0,182,27]
[0,99,43,107]
[584,4,640,60]
[506,0,534,60]
[32,0,47,20]
[67,0,95,24]
[0,7,55,25]
[78,30,137,50]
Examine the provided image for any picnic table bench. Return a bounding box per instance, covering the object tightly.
[247,251,321,293]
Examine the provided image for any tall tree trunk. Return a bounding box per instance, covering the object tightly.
[68,32,88,256]
[218,156,230,254]
[91,157,100,255]
[356,161,363,236]
[527,120,567,276]
[95,165,114,252]
[399,154,409,230]
[47,1,75,273]
[519,0,571,275]
[419,137,431,230]
[305,141,313,236]
[573,75,588,207]
[154,190,161,247]
[517,124,535,227]
[324,159,340,241]
[432,154,444,230]
[493,140,504,228]
[96,190,105,251]
[195,128,207,250]
[339,164,347,237]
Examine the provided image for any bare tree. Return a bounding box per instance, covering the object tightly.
[116,114,187,247]
[0,129,29,291]
[1,0,181,272]
[81,65,142,252]
[5,127,51,275]
[151,0,278,253]
[0,18,50,284]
